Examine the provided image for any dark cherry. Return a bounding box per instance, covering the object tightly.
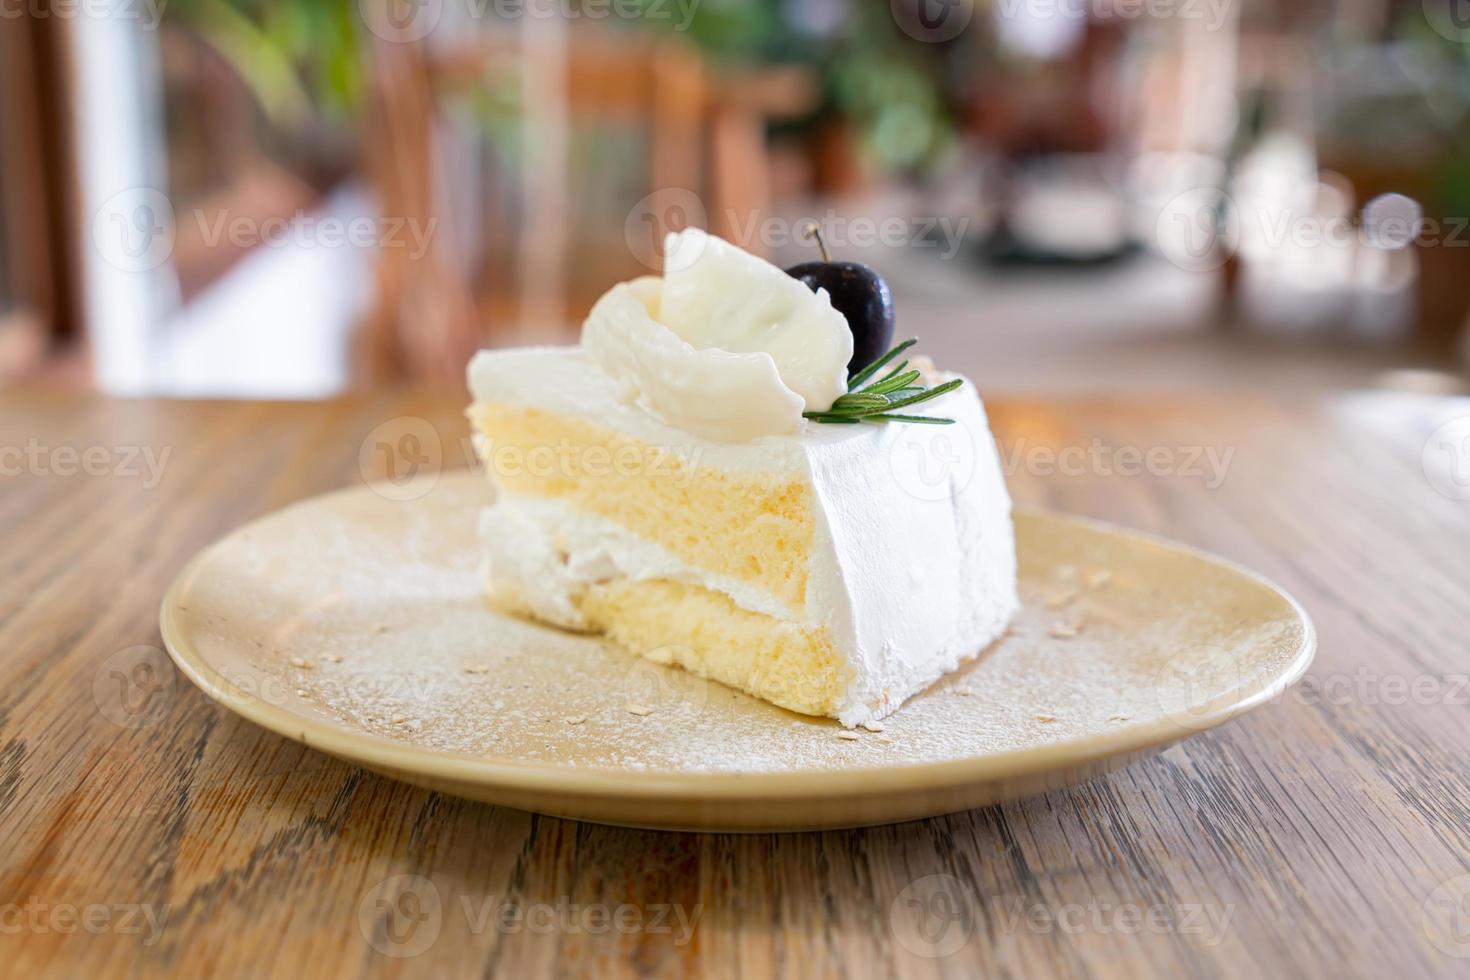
[783,226,895,374]
[786,261,896,374]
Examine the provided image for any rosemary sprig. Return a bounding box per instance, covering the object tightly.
[804,338,960,425]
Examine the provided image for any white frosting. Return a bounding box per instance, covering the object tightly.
[581,278,805,441]
[579,229,852,441]
[468,347,1018,727]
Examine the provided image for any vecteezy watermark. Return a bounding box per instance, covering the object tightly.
[0,0,167,30]
[1424,0,1470,43]
[992,0,1234,32]
[480,440,702,487]
[358,875,442,958]
[189,210,437,261]
[1,439,171,488]
[889,418,979,502]
[93,645,177,729]
[891,0,974,42]
[994,897,1235,945]
[1423,417,1470,501]
[1288,669,1470,709]
[624,188,709,272]
[1001,438,1235,489]
[1153,644,1245,733]
[1423,874,1470,958]
[358,416,445,502]
[890,875,975,958]
[722,212,972,262]
[623,194,971,271]
[359,0,699,44]
[1155,188,1460,273]
[358,415,705,502]
[203,662,447,715]
[621,647,710,717]
[889,875,1235,958]
[1154,187,1239,272]
[92,185,440,272]
[0,899,169,947]
[357,874,702,957]
[92,187,175,273]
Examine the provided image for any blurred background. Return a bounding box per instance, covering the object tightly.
[3,0,1470,398]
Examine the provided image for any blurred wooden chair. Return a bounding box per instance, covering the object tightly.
[355,23,818,385]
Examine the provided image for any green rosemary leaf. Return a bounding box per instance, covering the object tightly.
[809,339,961,427]
[864,370,922,396]
[847,338,917,391]
[867,360,910,388]
[828,392,892,412]
[867,413,956,424]
[879,377,963,412]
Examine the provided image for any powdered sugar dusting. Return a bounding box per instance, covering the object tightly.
[172,477,1307,775]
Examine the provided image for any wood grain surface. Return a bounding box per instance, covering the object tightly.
[3,389,1469,978]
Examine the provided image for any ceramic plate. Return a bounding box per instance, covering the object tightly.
[159,474,1314,831]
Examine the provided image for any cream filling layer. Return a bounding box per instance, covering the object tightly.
[479,495,804,628]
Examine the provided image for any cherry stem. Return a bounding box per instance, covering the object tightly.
[803,222,831,262]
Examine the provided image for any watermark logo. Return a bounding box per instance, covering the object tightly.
[995,897,1234,944]
[992,0,1234,32]
[892,0,974,42]
[889,874,974,958]
[359,416,444,501]
[624,188,708,272]
[190,209,437,259]
[92,187,175,273]
[0,899,169,946]
[999,438,1235,489]
[889,418,978,502]
[621,648,710,716]
[1423,417,1470,501]
[1153,643,1244,733]
[358,874,443,958]
[0,0,168,30]
[359,0,443,42]
[1155,187,1237,272]
[1424,0,1470,42]
[1423,874,1470,958]
[0,440,171,488]
[722,211,971,262]
[93,645,177,729]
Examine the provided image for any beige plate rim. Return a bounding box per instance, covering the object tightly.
[158,483,1317,803]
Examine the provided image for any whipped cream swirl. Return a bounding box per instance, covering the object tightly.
[581,229,853,442]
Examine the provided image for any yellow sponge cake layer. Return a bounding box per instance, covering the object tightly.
[579,579,848,718]
[470,402,813,612]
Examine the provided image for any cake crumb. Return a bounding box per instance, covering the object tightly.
[295,688,308,698]
[626,704,653,717]
[372,624,391,634]
[289,657,312,669]
[391,714,408,724]
[861,720,885,732]
[1108,713,1130,723]
[1044,590,1080,609]
[463,663,489,674]
[1034,713,1056,723]
[565,716,586,725]
[835,731,861,741]
[1048,623,1080,639]
[323,654,343,664]
[1086,569,1113,588]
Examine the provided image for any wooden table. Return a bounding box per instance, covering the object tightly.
[4,390,1469,978]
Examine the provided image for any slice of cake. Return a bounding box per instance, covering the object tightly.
[466,229,1017,728]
